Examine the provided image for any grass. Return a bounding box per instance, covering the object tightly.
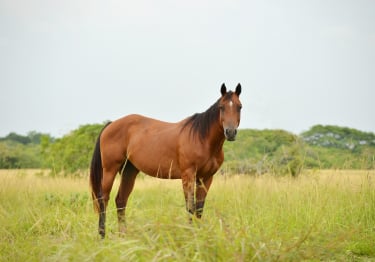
[0,169,374,261]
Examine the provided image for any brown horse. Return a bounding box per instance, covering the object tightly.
[90,83,242,238]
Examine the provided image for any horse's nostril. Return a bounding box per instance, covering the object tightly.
[225,128,237,139]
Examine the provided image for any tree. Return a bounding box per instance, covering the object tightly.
[44,124,104,175]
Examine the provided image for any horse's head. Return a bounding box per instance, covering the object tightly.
[219,83,242,141]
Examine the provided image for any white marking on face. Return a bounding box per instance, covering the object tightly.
[229,101,233,107]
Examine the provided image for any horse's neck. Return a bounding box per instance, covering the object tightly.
[206,121,226,154]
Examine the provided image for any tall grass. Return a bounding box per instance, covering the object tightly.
[0,169,374,261]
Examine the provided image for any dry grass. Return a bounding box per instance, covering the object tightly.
[0,169,374,261]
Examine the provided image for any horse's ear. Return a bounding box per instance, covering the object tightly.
[235,83,242,96]
[221,83,227,96]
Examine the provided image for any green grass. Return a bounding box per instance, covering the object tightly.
[0,169,374,261]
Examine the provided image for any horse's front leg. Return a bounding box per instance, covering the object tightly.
[195,176,213,218]
[181,168,196,217]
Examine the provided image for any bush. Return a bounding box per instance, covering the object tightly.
[42,124,104,175]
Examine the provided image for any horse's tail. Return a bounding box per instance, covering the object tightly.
[90,122,111,212]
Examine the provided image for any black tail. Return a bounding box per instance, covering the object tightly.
[90,122,111,212]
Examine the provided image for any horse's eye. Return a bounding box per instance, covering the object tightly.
[237,105,242,112]
[219,105,224,111]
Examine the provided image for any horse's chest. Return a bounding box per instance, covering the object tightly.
[199,151,224,177]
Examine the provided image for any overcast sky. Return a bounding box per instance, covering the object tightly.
[1,0,374,137]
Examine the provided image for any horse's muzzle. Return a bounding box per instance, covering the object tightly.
[224,128,237,141]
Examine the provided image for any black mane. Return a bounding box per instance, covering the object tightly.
[182,91,234,140]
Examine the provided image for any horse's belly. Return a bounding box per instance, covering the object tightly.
[126,129,182,179]
[129,154,182,179]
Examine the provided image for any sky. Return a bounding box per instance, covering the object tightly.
[1,0,374,137]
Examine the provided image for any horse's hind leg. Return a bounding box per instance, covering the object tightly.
[99,168,118,238]
[116,161,139,234]
[97,195,106,238]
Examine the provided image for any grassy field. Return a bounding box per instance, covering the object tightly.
[0,169,374,261]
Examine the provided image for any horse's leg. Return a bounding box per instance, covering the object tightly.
[116,161,139,234]
[195,176,213,218]
[97,194,106,238]
[181,168,196,218]
[99,168,118,238]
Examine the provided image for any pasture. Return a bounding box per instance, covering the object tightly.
[0,169,374,261]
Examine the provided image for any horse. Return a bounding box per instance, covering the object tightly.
[90,83,242,238]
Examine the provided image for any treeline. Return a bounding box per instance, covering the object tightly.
[0,132,51,169]
[0,124,374,176]
[223,126,375,175]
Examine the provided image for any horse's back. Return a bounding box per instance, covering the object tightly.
[100,114,185,177]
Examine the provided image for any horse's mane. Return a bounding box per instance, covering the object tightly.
[182,91,234,140]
